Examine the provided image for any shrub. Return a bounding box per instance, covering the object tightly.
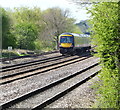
[88,2,120,109]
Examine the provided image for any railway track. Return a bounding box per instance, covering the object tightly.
[1,61,101,109]
[2,55,64,72]
[0,54,91,85]
[1,50,59,62]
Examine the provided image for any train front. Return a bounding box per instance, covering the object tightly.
[58,33,74,55]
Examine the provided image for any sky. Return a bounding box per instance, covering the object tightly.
[0,0,91,23]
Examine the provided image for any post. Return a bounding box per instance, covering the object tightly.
[8,46,12,63]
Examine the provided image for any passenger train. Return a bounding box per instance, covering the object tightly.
[58,32,91,55]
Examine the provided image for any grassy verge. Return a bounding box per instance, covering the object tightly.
[1,49,31,58]
[1,48,55,58]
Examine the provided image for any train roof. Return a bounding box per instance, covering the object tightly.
[60,33,73,36]
[60,33,90,37]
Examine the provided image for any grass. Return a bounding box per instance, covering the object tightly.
[1,49,31,58]
[1,48,55,58]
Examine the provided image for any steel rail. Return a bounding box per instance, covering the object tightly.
[2,54,61,70]
[0,55,91,85]
[2,55,65,72]
[1,62,100,109]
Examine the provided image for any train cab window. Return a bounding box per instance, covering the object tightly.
[60,36,73,43]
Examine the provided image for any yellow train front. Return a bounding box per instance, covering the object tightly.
[58,32,91,55]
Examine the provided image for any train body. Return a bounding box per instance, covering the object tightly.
[58,32,91,55]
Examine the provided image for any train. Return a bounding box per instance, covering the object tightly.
[58,32,91,55]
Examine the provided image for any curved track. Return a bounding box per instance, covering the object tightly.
[1,54,91,85]
[1,62,101,109]
[2,55,63,72]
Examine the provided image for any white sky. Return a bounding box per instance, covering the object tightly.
[0,0,91,23]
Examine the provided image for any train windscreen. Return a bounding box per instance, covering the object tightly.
[60,36,73,43]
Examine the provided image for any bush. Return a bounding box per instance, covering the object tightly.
[88,2,120,109]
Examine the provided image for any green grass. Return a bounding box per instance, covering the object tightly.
[1,50,29,58]
[1,48,55,58]
[2,51,20,58]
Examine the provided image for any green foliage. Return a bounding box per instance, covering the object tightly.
[73,25,82,34]
[1,8,17,49]
[88,2,120,108]
[13,22,38,50]
[1,50,20,58]
[34,39,55,52]
[42,7,77,49]
[11,7,43,50]
[13,7,43,29]
[1,7,79,51]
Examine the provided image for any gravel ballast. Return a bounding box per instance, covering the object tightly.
[45,75,99,108]
[10,65,100,108]
[0,56,100,107]
[1,52,60,67]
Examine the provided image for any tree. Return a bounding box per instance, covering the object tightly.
[42,7,76,49]
[13,22,38,50]
[1,7,81,51]
[12,7,43,50]
[1,8,16,49]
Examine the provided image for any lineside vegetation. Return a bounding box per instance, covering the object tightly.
[88,2,120,108]
[1,7,81,52]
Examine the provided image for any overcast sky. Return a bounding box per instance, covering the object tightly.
[0,0,91,23]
